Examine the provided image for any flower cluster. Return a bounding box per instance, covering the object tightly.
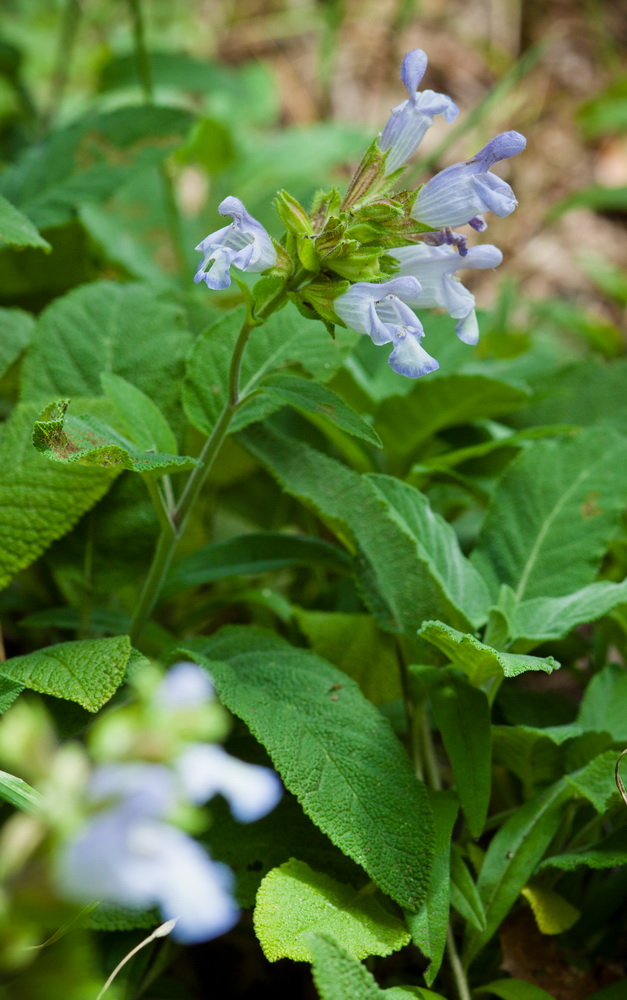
[57,663,282,943]
[193,48,525,378]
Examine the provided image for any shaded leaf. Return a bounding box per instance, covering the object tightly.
[261,374,382,448]
[511,581,627,644]
[0,194,51,251]
[577,664,627,741]
[0,307,34,378]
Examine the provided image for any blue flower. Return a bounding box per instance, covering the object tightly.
[194,196,276,290]
[153,661,214,707]
[390,243,503,344]
[334,277,439,378]
[411,131,526,228]
[175,743,282,821]
[380,50,458,175]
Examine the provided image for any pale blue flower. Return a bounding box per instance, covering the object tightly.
[334,277,439,378]
[390,243,503,344]
[175,743,282,821]
[154,661,214,707]
[194,196,276,290]
[380,50,458,175]
[411,131,526,228]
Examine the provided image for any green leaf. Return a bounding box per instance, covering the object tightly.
[240,424,489,633]
[308,933,383,1000]
[418,621,559,687]
[449,846,486,932]
[254,858,410,962]
[100,373,178,455]
[476,979,559,1000]
[0,193,51,251]
[260,374,382,448]
[512,358,627,434]
[183,304,359,436]
[163,532,350,599]
[0,307,34,378]
[32,399,198,475]
[1,635,132,711]
[184,628,434,910]
[464,781,571,960]
[406,792,458,984]
[0,404,115,591]
[566,750,621,812]
[19,281,191,427]
[376,374,529,462]
[577,664,627,741]
[510,580,627,643]
[539,825,627,871]
[0,106,193,230]
[491,724,594,792]
[429,674,491,837]
[520,884,580,934]
[294,610,402,704]
[0,769,44,814]
[472,429,627,602]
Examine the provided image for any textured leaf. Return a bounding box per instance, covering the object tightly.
[429,674,491,837]
[0,307,34,378]
[254,859,410,962]
[520,885,580,934]
[465,780,572,960]
[0,106,193,230]
[477,979,558,1000]
[472,429,627,601]
[100,373,178,455]
[163,532,350,598]
[376,374,529,460]
[566,750,621,812]
[539,826,627,871]
[511,358,627,435]
[308,933,383,1000]
[419,621,559,687]
[0,194,51,251]
[19,282,191,426]
[406,792,458,984]
[491,725,593,792]
[185,628,434,910]
[449,846,486,932]
[577,664,627,741]
[294,610,402,704]
[183,303,359,436]
[0,404,115,591]
[261,374,382,448]
[0,677,24,714]
[240,424,489,633]
[1,635,132,711]
[32,399,197,474]
[510,580,627,643]
[0,769,44,814]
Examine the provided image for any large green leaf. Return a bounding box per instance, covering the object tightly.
[418,621,559,687]
[239,425,489,633]
[491,724,602,793]
[406,792,458,984]
[510,580,627,643]
[464,780,571,961]
[566,750,621,812]
[260,374,382,448]
[183,303,359,436]
[100,373,179,455]
[32,399,197,475]
[1,635,132,711]
[0,308,34,379]
[254,858,410,962]
[577,664,627,741]
[19,281,191,426]
[0,194,51,251]
[0,106,193,230]
[472,429,627,601]
[0,404,116,591]
[185,628,434,910]
[429,674,491,837]
[308,934,383,1000]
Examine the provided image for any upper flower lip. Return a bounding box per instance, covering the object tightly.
[194,196,276,290]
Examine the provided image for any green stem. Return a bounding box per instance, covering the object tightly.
[42,0,81,131]
[127,0,154,102]
[446,927,472,1000]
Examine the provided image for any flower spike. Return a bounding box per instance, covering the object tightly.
[194,196,276,290]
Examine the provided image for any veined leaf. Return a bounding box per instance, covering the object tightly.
[472,429,627,602]
[0,404,115,591]
[308,934,384,1000]
[511,580,627,644]
[0,194,51,251]
[183,628,434,911]
[260,374,382,448]
[100,373,179,455]
[1,635,132,711]
[566,750,621,812]
[419,621,559,687]
[33,399,198,475]
[254,859,410,962]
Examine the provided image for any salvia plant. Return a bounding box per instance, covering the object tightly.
[0,16,626,1000]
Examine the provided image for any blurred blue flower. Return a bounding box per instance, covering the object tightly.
[390,243,503,344]
[153,660,214,707]
[380,50,458,175]
[175,743,282,821]
[334,277,439,378]
[411,131,526,228]
[194,196,276,290]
